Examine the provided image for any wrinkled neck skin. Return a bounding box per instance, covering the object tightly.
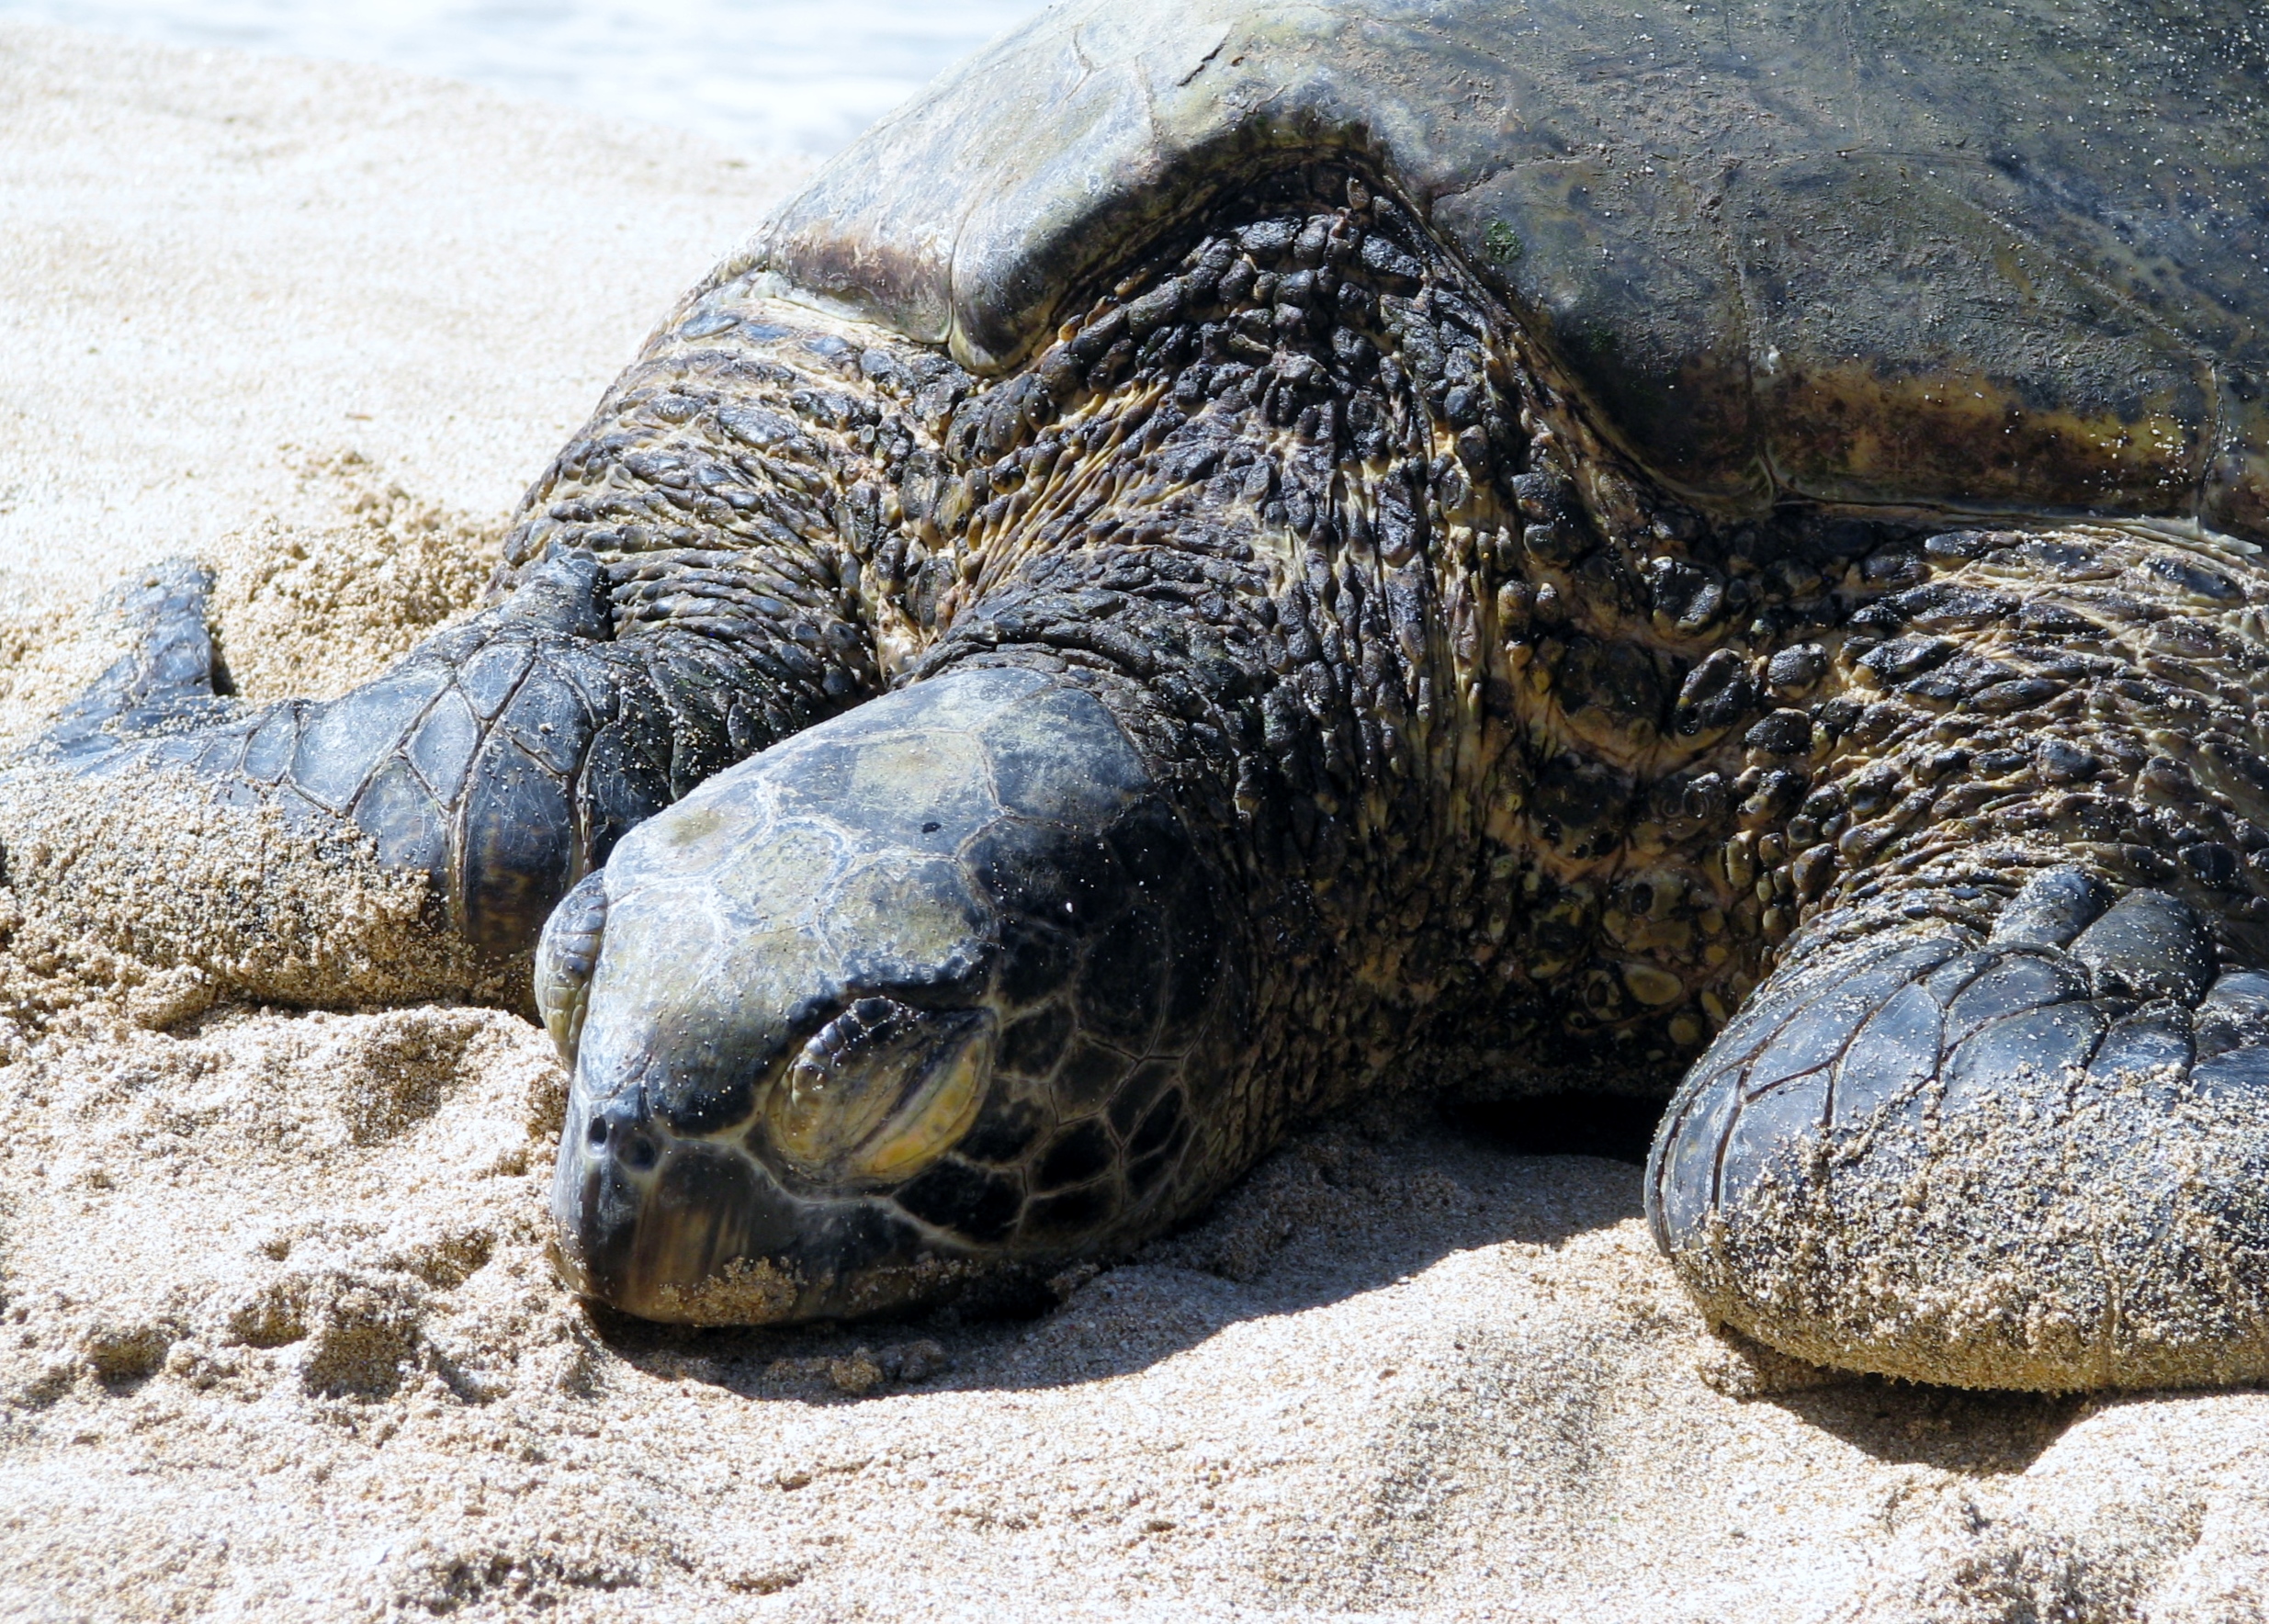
[523,164,2269,1302]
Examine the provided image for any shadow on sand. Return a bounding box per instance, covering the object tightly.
[1757,1378,2086,1475]
[582,1093,1649,1387]
[582,1091,2092,1477]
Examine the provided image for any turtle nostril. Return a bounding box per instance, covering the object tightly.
[586,1115,610,1148]
[623,1133,659,1172]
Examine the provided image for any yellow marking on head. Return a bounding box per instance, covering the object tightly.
[764,1009,993,1187]
[852,1032,988,1181]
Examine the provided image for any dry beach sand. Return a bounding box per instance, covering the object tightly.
[3,20,2269,1621]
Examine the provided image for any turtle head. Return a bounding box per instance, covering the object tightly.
[537,665,1230,1325]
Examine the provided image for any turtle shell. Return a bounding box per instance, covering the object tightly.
[734,0,2269,538]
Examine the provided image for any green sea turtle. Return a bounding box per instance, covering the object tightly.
[11,0,2269,1391]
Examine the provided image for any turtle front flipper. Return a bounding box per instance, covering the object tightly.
[0,298,941,1002]
[1649,867,2269,1391]
[0,547,842,1001]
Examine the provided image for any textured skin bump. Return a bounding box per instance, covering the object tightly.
[12,6,2269,1387]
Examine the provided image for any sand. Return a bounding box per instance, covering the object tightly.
[1,20,2266,1622]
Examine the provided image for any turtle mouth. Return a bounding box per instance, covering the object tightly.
[546,998,999,1324]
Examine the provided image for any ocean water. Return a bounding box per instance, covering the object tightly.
[0,0,1045,156]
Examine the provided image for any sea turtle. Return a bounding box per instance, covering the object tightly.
[9,0,2269,1391]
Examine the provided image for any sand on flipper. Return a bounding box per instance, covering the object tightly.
[1,20,2267,1623]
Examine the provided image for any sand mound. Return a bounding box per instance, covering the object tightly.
[1,20,2266,1622]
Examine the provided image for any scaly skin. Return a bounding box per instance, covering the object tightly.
[18,175,2269,1386]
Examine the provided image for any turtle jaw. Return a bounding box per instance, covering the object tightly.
[548,1088,814,1325]
[547,1124,910,1329]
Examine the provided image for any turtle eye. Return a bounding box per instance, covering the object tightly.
[762,998,994,1188]
[535,871,610,1068]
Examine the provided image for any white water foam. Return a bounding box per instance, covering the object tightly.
[0,0,1044,154]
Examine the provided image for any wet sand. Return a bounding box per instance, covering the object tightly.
[2,21,2266,1622]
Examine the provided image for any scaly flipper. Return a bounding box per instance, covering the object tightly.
[3,309,916,999]
[1650,869,2269,1390]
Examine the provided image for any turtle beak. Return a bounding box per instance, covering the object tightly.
[547,1077,813,1324]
